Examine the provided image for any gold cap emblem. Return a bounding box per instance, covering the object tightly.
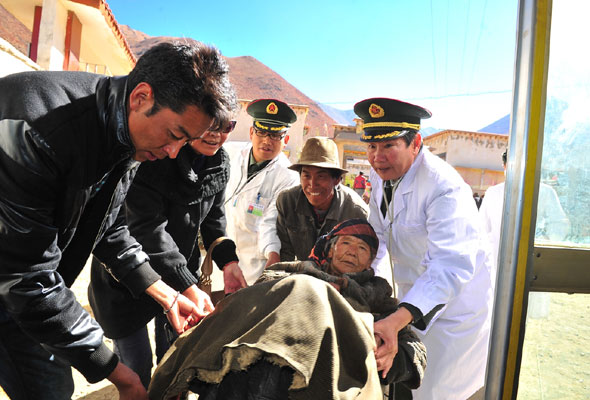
[266,102,278,115]
[369,103,385,118]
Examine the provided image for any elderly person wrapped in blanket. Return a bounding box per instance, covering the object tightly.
[148,219,426,400]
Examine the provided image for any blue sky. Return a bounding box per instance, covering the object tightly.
[108,0,519,131]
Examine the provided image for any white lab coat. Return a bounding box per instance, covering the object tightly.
[480,181,570,273]
[479,181,569,318]
[478,182,505,283]
[369,148,493,400]
[224,143,299,284]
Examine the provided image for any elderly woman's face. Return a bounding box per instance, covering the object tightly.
[327,235,373,275]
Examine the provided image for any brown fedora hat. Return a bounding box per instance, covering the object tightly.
[289,137,348,174]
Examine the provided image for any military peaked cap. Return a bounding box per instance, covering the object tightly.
[247,99,297,133]
[354,97,431,142]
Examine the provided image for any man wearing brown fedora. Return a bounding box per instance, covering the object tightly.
[275,137,369,262]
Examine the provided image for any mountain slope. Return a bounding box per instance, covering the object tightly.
[319,103,357,125]
[119,25,336,136]
[479,114,510,134]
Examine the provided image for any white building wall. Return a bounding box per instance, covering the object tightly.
[283,105,308,163]
[0,38,40,77]
[445,133,507,170]
[36,0,67,71]
[423,134,448,156]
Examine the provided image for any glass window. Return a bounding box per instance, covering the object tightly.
[518,1,590,398]
[536,0,590,247]
[518,292,590,398]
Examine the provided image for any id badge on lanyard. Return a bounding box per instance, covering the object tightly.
[247,193,264,217]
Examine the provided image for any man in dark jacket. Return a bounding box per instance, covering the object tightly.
[89,120,247,388]
[276,137,368,261]
[0,41,237,399]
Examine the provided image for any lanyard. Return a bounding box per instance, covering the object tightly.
[224,155,272,206]
[382,178,402,298]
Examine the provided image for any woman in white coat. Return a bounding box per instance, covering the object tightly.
[355,98,494,400]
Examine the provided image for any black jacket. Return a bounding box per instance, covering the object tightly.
[89,145,238,338]
[0,71,160,383]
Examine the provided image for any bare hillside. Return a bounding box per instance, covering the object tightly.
[119,25,336,136]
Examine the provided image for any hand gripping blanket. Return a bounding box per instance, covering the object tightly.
[148,275,383,399]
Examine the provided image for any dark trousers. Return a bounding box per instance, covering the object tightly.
[112,313,177,389]
[0,309,74,400]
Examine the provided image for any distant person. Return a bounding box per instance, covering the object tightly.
[473,192,482,209]
[224,99,299,284]
[355,97,493,399]
[363,179,372,204]
[353,170,367,197]
[0,42,237,400]
[276,137,368,262]
[88,119,247,389]
[479,149,569,317]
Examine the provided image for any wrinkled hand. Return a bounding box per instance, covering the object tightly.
[374,334,383,347]
[223,262,248,294]
[108,362,148,400]
[182,284,214,317]
[362,193,370,204]
[373,308,413,378]
[373,317,399,378]
[264,251,281,269]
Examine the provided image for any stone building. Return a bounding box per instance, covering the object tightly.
[331,120,509,194]
[423,129,508,194]
[332,120,370,186]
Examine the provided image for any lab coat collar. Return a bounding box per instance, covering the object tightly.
[391,147,425,220]
[239,143,282,179]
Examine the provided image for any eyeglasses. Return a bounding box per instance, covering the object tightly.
[253,127,286,141]
[221,120,237,134]
[199,120,237,138]
[212,120,236,135]
[185,121,237,146]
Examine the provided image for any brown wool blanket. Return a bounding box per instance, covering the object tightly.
[148,275,382,399]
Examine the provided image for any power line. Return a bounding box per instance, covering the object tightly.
[444,0,450,96]
[430,0,438,97]
[468,0,489,94]
[320,88,512,106]
[408,88,510,101]
[459,0,472,94]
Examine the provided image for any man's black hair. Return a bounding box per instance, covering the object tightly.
[330,169,344,180]
[127,41,237,131]
[402,131,418,146]
[502,150,507,166]
[297,167,342,180]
